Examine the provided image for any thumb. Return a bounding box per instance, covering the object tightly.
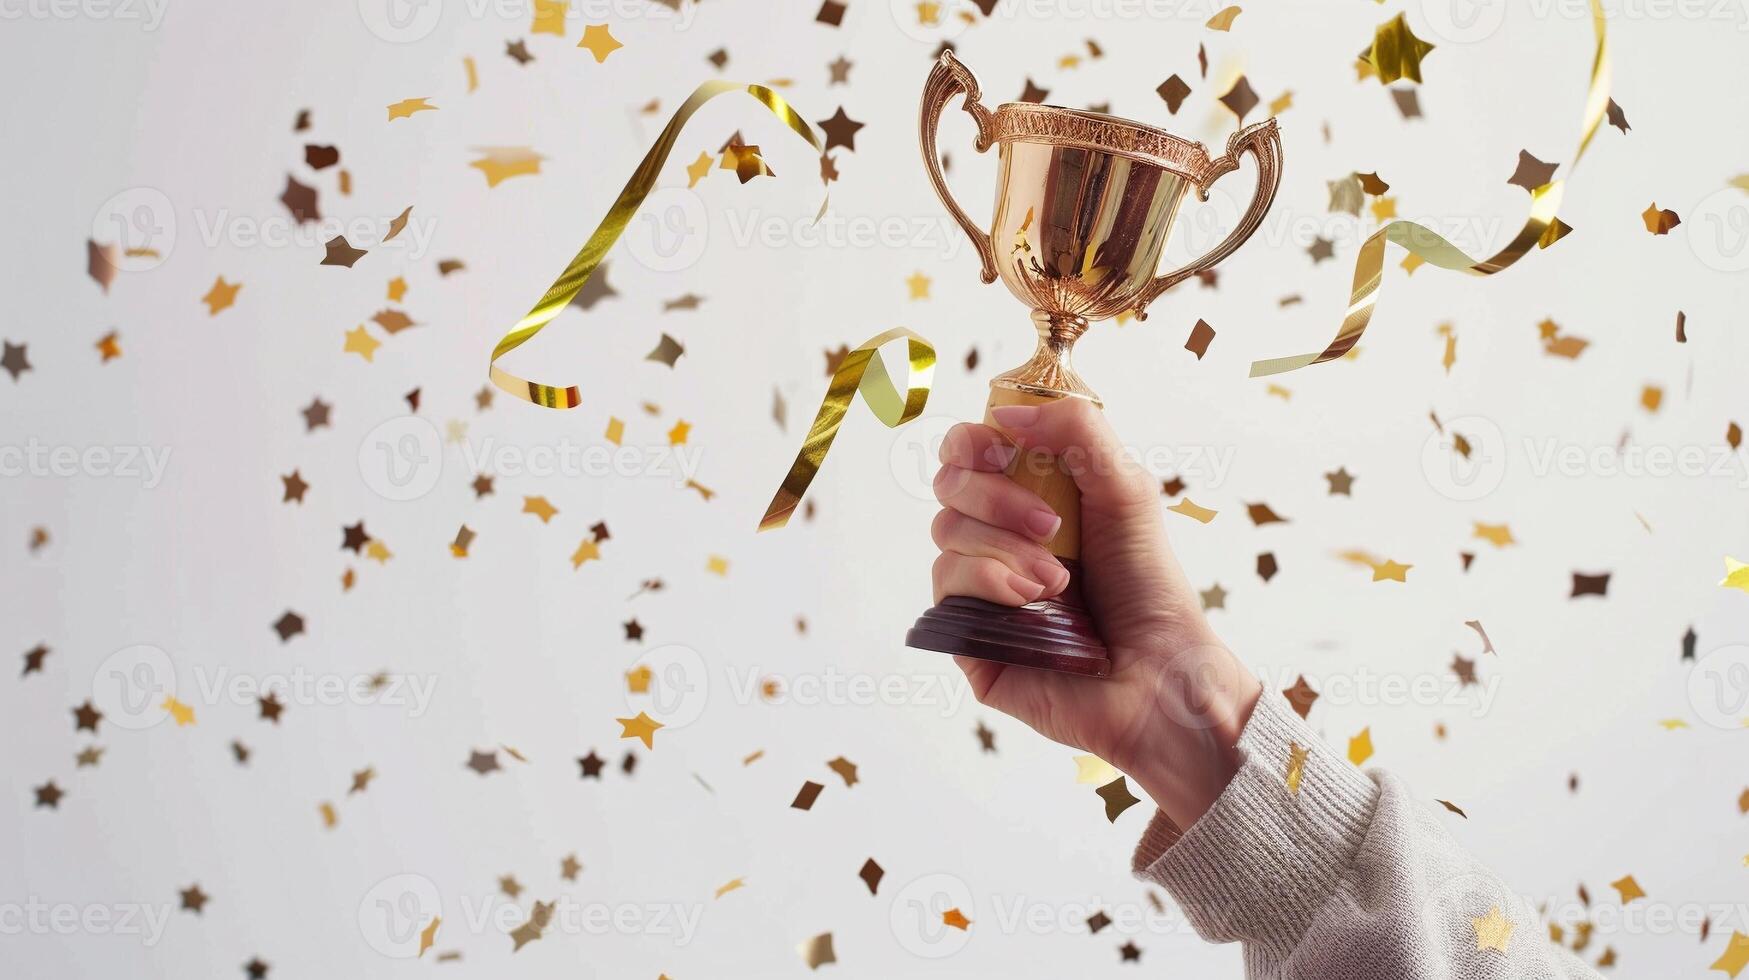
[989,399,1154,511]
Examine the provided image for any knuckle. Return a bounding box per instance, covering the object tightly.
[929,508,962,549]
[938,424,974,466]
[932,463,973,503]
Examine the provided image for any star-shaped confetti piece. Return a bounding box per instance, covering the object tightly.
[1472,906,1513,952]
[905,270,932,299]
[2,341,32,381]
[685,151,714,188]
[578,24,622,62]
[1218,75,1258,121]
[201,277,241,315]
[817,107,865,152]
[387,98,437,121]
[617,711,664,749]
[1348,727,1374,765]
[1720,557,1749,594]
[164,696,196,726]
[1363,13,1436,85]
[321,236,367,267]
[1610,875,1645,903]
[343,325,381,362]
[1642,202,1681,234]
[1095,775,1142,821]
[470,147,545,187]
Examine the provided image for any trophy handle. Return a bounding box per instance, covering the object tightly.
[920,52,999,284]
[1132,119,1283,319]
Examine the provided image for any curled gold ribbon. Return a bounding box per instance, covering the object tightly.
[759,328,936,531]
[487,81,823,407]
[1249,0,1610,377]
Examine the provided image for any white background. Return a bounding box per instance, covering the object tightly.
[4,0,1749,976]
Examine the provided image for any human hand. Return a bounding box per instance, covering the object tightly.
[930,398,1261,828]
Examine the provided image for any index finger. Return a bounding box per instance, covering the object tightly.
[938,422,1017,473]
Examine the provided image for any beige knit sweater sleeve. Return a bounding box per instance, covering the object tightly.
[1131,691,1600,979]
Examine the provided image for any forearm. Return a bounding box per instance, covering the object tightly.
[1129,688,1602,979]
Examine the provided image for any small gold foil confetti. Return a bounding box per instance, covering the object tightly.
[1285,742,1308,794]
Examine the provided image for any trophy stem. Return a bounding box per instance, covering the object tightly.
[990,311,1101,405]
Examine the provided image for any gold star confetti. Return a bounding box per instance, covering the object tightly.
[570,538,601,569]
[578,24,623,62]
[531,0,565,34]
[1473,522,1515,548]
[1285,742,1308,794]
[201,277,241,315]
[706,555,729,576]
[616,711,663,749]
[667,419,691,445]
[685,151,714,188]
[387,97,437,121]
[1362,13,1436,85]
[905,270,932,299]
[942,908,971,930]
[1074,754,1118,785]
[1610,874,1645,903]
[1348,727,1374,766]
[163,696,196,726]
[342,325,381,362]
[522,496,557,523]
[470,147,545,187]
[1472,906,1513,952]
[827,756,859,787]
[1722,557,1749,594]
[1641,202,1681,234]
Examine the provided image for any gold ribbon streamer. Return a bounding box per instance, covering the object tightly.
[759,328,936,531]
[1249,0,1610,377]
[487,81,823,407]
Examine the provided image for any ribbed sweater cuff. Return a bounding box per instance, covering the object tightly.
[1131,690,1378,961]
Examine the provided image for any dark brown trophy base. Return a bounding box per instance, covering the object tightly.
[906,559,1111,677]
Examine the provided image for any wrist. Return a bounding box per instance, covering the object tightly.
[1118,639,1261,830]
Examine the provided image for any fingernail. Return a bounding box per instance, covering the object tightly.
[1031,557,1068,593]
[1023,509,1062,540]
[1006,572,1045,601]
[991,404,1040,428]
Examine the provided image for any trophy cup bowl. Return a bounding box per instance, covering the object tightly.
[905,52,1284,677]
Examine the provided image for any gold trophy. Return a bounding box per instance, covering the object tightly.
[905,52,1284,677]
